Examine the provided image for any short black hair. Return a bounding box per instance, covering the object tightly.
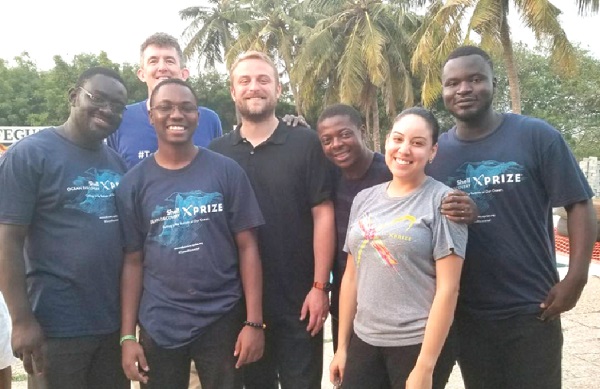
[392,106,440,145]
[75,67,126,90]
[444,45,494,72]
[317,103,363,128]
[149,78,198,107]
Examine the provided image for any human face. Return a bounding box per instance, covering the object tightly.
[70,74,127,143]
[442,54,495,123]
[317,115,365,170]
[138,45,190,94]
[230,58,281,122]
[149,84,199,146]
[385,114,437,183]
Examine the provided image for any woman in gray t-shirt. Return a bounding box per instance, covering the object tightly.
[330,108,467,389]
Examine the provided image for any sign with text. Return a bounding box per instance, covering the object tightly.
[0,127,45,156]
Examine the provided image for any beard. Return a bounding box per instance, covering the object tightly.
[448,97,494,123]
[236,98,277,123]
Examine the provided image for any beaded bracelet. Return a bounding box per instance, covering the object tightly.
[243,320,266,330]
[119,334,137,346]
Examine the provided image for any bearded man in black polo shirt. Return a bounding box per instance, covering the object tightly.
[209,51,335,389]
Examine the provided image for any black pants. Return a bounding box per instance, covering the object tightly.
[243,313,323,389]
[139,302,244,389]
[27,331,128,389]
[456,312,562,389]
[341,331,456,389]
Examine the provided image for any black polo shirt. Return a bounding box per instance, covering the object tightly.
[209,120,332,317]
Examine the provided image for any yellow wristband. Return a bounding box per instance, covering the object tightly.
[119,334,137,346]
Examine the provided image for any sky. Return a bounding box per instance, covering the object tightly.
[1,0,600,72]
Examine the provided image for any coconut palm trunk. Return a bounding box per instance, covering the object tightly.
[500,13,521,114]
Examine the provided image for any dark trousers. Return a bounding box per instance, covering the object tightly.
[456,312,563,389]
[139,302,243,389]
[243,314,323,389]
[341,331,456,389]
[27,331,128,389]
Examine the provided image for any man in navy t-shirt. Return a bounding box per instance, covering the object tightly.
[117,79,265,389]
[427,45,597,389]
[107,32,223,169]
[0,67,129,389]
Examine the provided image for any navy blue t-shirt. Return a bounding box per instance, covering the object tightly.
[0,128,126,337]
[106,101,223,170]
[116,148,264,348]
[427,113,594,319]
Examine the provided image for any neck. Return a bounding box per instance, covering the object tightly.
[455,110,503,140]
[342,148,374,180]
[387,174,427,197]
[239,115,280,146]
[154,143,198,170]
[58,120,102,150]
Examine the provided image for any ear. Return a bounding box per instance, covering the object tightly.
[68,87,78,106]
[429,143,439,162]
[492,77,497,89]
[149,109,155,126]
[276,82,282,99]
[230,86,236,102]
[180,67,190,81]
[137,67,146,83]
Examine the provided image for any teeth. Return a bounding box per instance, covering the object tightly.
[395,158,411,165]
[168,126,184,131]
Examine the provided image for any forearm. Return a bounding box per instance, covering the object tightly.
[416,255,462,371]
[121,251,144,336]
[565,200,596,281]
[236,229,263,323]
[312,200,335,283]
[0,224,35,325]
[336,256,357,352]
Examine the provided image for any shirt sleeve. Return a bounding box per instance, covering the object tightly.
[538,126,594,207]
[431,191,468,261]
[0,143,40,224]
[304,131,333,207]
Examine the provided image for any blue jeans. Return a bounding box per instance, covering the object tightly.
[27,331,128,389]
[456,311,562,389]
[243,314,323,389]
[139,302,243,389]
[341,331,456,389]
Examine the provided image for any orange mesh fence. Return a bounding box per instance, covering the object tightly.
[555,229,600,262]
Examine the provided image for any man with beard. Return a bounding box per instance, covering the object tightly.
[0,67,129,389]
[427,45,597,389]
[209,51,335,389]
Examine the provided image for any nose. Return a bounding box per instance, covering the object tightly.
[398,140,410,155]
[457,81,472,94]
[331,136,343,148]
[169,106,185,118]
[157,58,169,71]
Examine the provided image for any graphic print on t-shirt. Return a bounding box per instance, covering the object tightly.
[64,168,121,222]
[149,190,224,253]
[445,160,526,219]
[356,213,415,277]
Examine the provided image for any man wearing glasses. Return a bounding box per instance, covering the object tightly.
[0,67,129,389]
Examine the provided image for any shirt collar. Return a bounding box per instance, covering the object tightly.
[230,119,289,146]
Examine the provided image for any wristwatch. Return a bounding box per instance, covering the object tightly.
[313,281,333,292]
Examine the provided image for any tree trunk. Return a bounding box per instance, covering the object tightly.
[372,94,381,153]
[500,12,521,114]
[365,103,373,149]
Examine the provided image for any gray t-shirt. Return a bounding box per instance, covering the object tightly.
[345,176,467,347]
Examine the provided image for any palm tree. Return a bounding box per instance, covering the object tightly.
[293,0,418,151]
[180,0,248,69]
[575,0,599,14]
[412,0,581,113]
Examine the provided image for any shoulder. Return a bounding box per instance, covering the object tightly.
[198,106,220,120]
[503,113,560,137]
[4,128,58,155]
[208,131,234,151]
[355,182,386,203]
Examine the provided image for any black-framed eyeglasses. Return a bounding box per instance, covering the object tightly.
[150,103,198,115]
[79,87,127,113]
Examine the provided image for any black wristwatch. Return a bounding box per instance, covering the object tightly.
[313,281,333,292]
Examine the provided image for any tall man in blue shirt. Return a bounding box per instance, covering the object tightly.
[427,45,597,389]
[107,32,222,169]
